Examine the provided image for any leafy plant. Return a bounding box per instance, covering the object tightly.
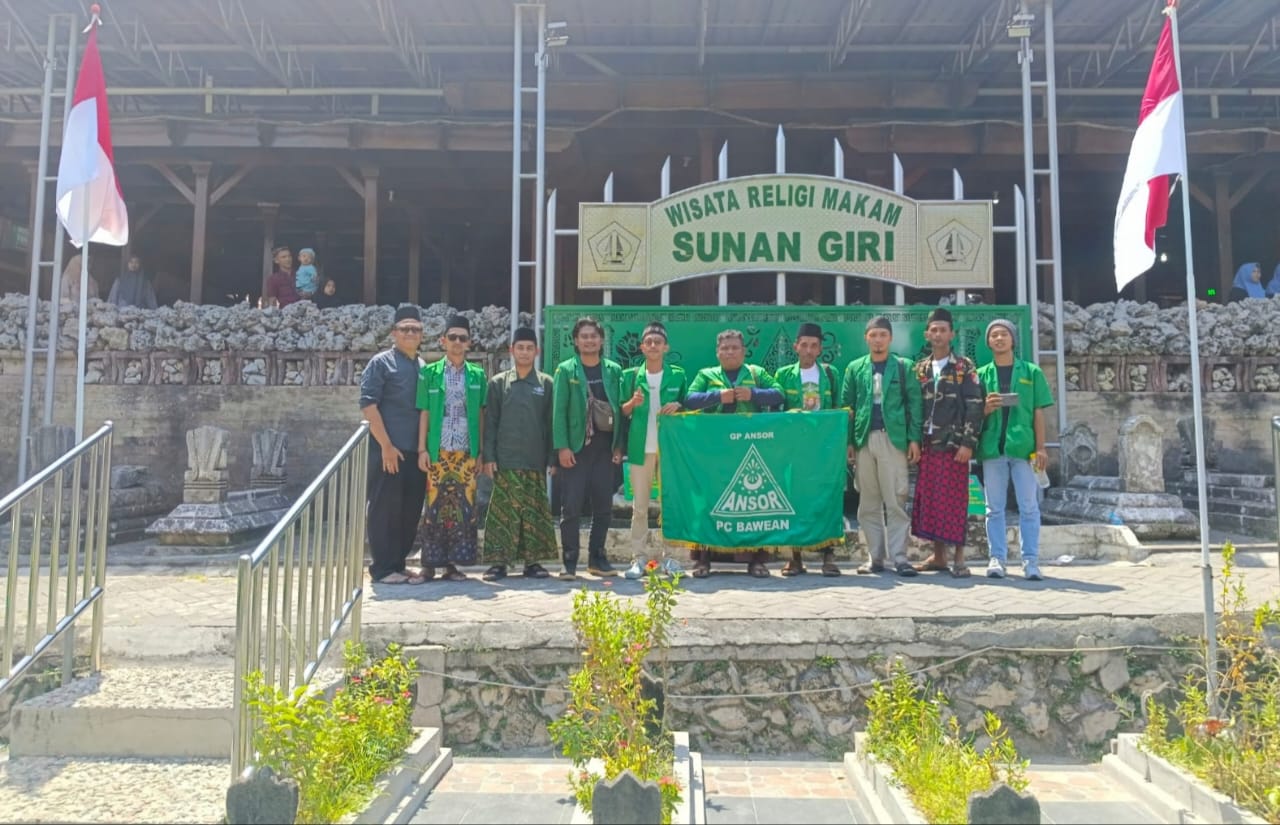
[1141,542,1280,823]
[864,660,1029,824]
[244,641,418,823]
[549,561,684,823]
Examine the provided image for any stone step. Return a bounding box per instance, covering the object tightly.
[1067,475,1124,491]
[1046,488,1186,509]
[1204,511,1278,541]
[1168,483,1276,506]
[1180,470,1275,488]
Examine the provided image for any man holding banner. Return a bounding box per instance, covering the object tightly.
[841,316,922,578]
[680,329,785,578]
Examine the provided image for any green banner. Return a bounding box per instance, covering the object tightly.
[542,305,1032,377]
[657,411,846,549]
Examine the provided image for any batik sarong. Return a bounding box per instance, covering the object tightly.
[483,469,557,567]
[417,449,480,565]
[910,444,970,547]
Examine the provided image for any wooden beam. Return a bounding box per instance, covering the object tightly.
[407,209,421,306]
[209,164,254,206]
[191,162,211,304]
[335,166,364,198]
[259,202,279,300]
[361,167,379,304]
[151,163,195,204]
[1187,182,1213,211]
[1229,169,1268,209]
[1214,172,1233,300]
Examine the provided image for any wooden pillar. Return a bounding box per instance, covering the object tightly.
[407,210,421,306]
[361,166,379,305]
[259,202,279,300]
[691,129,719,306]
[1214,172,1233,301]
[190,162,211,304]
[440,257,451,305]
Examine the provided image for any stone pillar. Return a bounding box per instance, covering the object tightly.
[250,429,288,490]
[183,425,230,503]
[1118,415,1165,493]
[1059,421,1099,480]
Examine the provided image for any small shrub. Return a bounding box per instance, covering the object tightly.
[1141,542,1280,823]
[865,661,1029,824]
[549,562,683,823]
[244,641,417,823]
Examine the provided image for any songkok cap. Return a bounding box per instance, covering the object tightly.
[985,318,1017,347]
[512,327,538,345]
[865,315,893,335]
[641,322,668,341]
[926,307,953,327]
[444,314,471,333]
[797,322,823,340]
[393,305,421,324]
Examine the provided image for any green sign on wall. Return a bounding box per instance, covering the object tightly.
[542,305,1033,377]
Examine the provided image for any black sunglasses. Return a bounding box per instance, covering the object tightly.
[446,333,470,342]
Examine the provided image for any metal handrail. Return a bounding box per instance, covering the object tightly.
[2,422,113,697]
[231,421,370,779]
[1273,416,1279,582]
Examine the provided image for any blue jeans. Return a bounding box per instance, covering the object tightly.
[982,456,1040,565]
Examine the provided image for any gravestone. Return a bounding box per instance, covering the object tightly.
[1118,415,1164,494]
[225,765,299,825]
[250,429,288,490]
[967,782,1040,824]
[1176,415,1218,468]
[183,425,230,503]
[1059,421,1099,479]
[592,770,662,825]
[30,425,75,477]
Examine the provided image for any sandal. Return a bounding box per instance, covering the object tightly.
[821,554,842,577]
[949,565,972,579]
[748,562,771,579]
[781,558,807,577]
[374,571,426,585]
[481,565,507,582]
[691,561,711,579]
[523,563,550,579]
[441,565,469,582]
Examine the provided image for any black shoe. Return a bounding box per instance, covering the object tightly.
[894,562,918,577]
[588,561,617,577]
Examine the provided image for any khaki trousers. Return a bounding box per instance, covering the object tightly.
[629,453,658,559]
[855,430,911,567]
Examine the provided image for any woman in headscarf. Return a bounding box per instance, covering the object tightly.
[1227,262,1265,302]
[1265,263,1280,298]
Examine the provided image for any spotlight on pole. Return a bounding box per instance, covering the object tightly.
[545,21,569,49]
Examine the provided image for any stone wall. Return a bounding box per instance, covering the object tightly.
[398,615,1202,760]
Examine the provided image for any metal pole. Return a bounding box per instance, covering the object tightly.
[533,5,547,334]
[45,17,79,427]
[717,141,728,306]
[953,169,966,305]
[1167,4,1217,716]
[1044,0,1070,475]
[1019,14,1041,365]
[509,4,523,338]
[660,157,671,306]
[1014,185,1027,309]
[833,139,846,306]
[18,17,59,484]
[539,188,555,368]
[1273,416,1280,585]
[74,207,90,441]
[775,125,786,307]
[892,155,905,305]
[602,173,614,306]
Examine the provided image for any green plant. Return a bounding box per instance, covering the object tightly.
[244,641,418,823]
[1141,542,1280,823]
[865,661,1029,824]
[549,561,684,823]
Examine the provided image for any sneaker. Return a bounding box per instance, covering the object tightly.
[660,557,685,577]
[558,570,577,581]
[623,559,646,580]
[588,561,617,577]
[856,561,885,575]
[1023,563,1043,581]
[986,558,1006,579]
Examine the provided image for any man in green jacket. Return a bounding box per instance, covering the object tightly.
[618,321,688,580]
[840,316,922,578]
[416,314,487,582]
[552,317,624,579]
[976,318,1053,582]
[774,321,843,577]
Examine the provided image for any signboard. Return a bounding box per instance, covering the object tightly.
[578,174,992,290]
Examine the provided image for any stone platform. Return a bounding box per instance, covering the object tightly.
[144,487,290,546]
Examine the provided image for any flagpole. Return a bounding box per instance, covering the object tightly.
[1167,1,1218,714]
[75,209,90,442]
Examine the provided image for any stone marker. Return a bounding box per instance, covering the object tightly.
[110,465,147,489]
[250,429,288,489]
[592,769,662,825]
[183,425,230,503]
[225,765,299,825]
[967,782,1040,825]
[1059,421,1098,479]
[1176,415,1217,469]
[1118,415,1164,494]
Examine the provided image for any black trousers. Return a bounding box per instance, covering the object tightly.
[558,437,614,573]
[366,447,427,580]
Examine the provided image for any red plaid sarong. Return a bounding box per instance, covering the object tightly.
[910,446,970,547]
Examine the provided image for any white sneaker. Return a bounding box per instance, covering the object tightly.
[1024,562,1043,581]
[623,559,647,580]
[986,558,1006,579]
[660,557,685,577]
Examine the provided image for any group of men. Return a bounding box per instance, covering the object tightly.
[357,304,1053,585]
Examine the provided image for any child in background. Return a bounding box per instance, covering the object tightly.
[295,248,319,300]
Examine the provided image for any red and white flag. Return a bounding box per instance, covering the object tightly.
[1113,10,1185,290]
[55,20,128,247]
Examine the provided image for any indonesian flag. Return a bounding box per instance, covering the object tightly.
[1113,12,1185,290]
[55,23,128,247]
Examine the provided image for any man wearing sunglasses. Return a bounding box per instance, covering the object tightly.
[360,305,429,585]
[416,315,488,582]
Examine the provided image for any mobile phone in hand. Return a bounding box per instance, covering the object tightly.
[998,393,1020,407]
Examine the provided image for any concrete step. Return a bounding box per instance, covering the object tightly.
[1168,484,1276,506]
[1180,470,1275,489]
[1203,512,1278,541]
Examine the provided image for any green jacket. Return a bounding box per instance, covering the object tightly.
[619,364,688,465]
[552,356,623,453]
[840,354,922,452]
[774,362,840,411]
[686,364,780,413]
[416,358,487,461]
[976,359,1054,461]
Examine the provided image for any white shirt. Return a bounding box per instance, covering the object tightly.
[800,365,821,410]
[645,369,663,451]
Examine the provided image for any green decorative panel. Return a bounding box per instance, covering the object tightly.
[542,305,1033,375]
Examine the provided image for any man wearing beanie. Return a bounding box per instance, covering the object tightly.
[774,322,843,577]
[976,319,1053,581]
[618,321,688,580]
[479,327,556,581]
[839,315,922,577]
[909,307,986,578]
[415,314,487,581]
[360,305,428,585]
